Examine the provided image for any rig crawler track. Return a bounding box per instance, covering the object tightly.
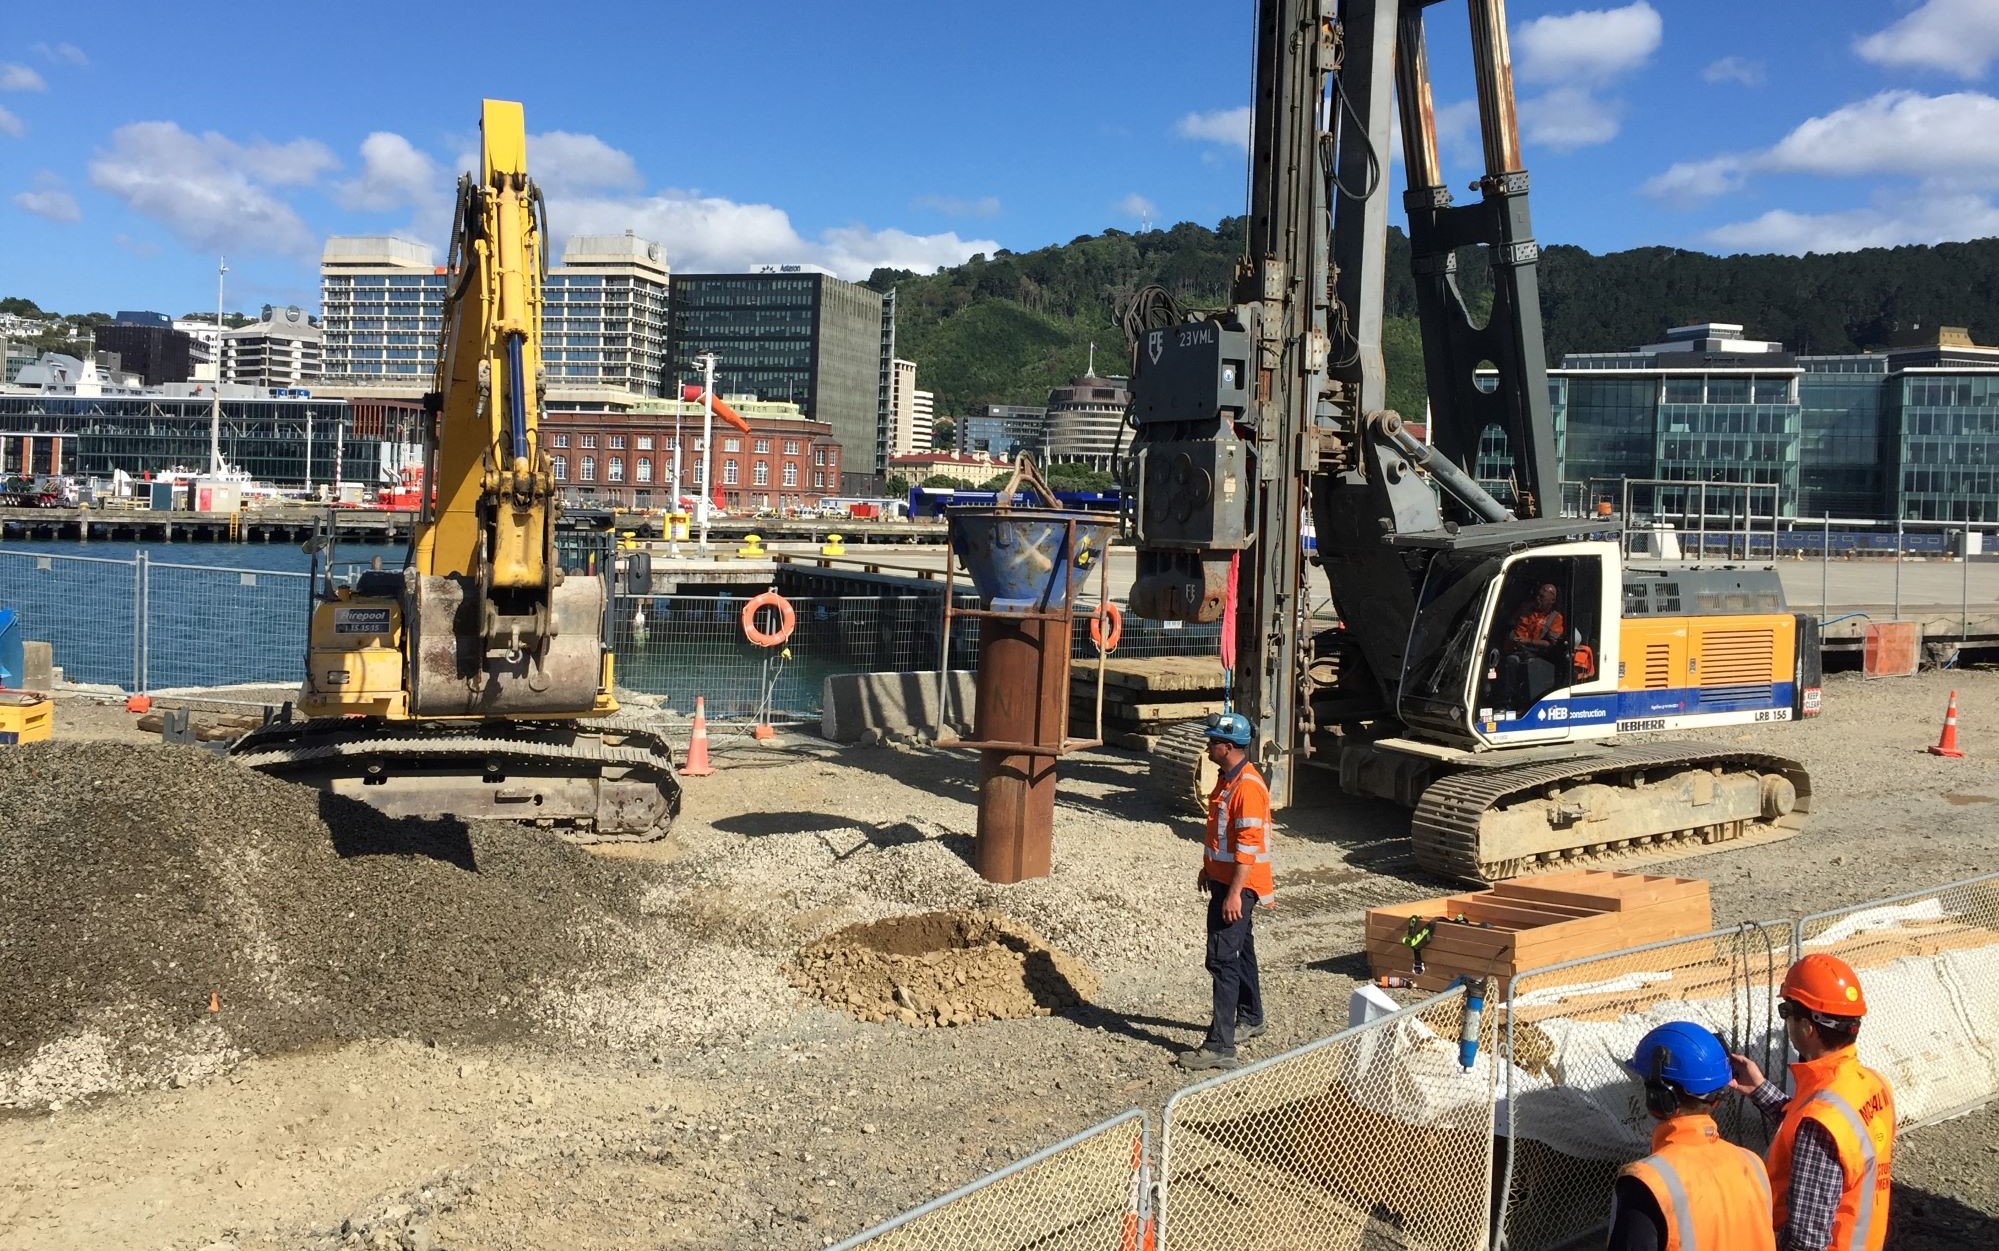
[231,715,682,843]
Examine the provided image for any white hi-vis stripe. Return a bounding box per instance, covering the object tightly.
[1812,1091,1881,1251]
[1644,1156,1700,1251]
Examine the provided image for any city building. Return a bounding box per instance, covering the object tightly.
[223,305,322,389]
[544,394,842,513]
[885,358,936,455]
[667,268,890,493]
[914,388,934,451]
[172,317,221,380]
[540,233,669,407]
[317,236,446,395]
[1043,372,1129,471]
[888,450,1003,487]
[958,403,1047,459]
[1542,322,1999,522]
[97,312,196,386]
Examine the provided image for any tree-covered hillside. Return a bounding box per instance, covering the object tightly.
[869,223,1999,424]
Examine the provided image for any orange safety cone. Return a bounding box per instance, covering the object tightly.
[680,696,717,776]
[1928,689,1966,758]
[208,990,220,1013]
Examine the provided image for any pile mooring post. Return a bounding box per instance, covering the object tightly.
[936,460,1114,884]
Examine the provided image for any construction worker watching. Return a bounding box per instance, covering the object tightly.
[1608,1021,1776,1251]
[1729,954,1896,1251]
[1176,712,1272,1072]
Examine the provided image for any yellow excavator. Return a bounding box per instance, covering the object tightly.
[233,100,681,839]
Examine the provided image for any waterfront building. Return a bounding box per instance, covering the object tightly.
[223,305,322,389]
[667,268,890,493]
[958,403,1048,460]
[546,394,841,513]
[888,450,1002,487]
[171,318,221,380]
[1043,373,1128,472]
[541,233,669,407]
[317,236,446,396]
[98,312,197,386]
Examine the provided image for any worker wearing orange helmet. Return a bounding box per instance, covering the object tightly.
[1728,954,1895,1251]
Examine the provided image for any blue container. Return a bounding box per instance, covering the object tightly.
[0,607,20,688]
[948,508,1113,613]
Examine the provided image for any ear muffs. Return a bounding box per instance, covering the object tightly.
[1644,1044,1681,1118]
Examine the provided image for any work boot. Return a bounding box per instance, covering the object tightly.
[1175,1047,1238,1071]
[1234,1019,1267,1044]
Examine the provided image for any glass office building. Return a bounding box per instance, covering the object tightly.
[667,268,889,492]
[0,393,387,485]
[1797,355,1890,519]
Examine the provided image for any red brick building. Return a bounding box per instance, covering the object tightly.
[541,398,842,513]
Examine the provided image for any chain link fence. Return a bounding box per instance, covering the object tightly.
[1493,922,1794,1251]
[1796,872,1999,1130]
[1159,985,1498,1251]
[830,1111,1148,1251]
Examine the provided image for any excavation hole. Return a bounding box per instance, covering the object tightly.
[786,909,1100,1029]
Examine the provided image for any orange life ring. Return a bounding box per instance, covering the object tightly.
[742,590,795,647]
[1089,602,1123,653]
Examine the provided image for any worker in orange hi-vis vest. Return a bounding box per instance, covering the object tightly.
[1175,712,1273,1073]
[1728,955,1895,1251]
[1609,1021,1776,1251]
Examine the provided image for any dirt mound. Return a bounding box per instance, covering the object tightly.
[0,742,658,1109]
[786,909,1099,1028]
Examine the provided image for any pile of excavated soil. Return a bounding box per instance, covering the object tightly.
[0,742,658,1109]
[785,909,1100,1027]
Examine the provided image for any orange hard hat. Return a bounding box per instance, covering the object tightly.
[1782,953,1867,1018]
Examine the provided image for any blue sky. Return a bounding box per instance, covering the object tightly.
[3,0,1997,318]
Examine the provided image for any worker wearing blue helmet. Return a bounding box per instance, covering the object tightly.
[1608,1021,1776,1251]
[1176,711,1274,1071]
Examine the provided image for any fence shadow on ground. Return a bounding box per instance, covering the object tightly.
[712,812,973,867]
[317,792,477,869]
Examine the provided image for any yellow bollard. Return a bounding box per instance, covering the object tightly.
[820,532,846,557]
[736,532,766,559]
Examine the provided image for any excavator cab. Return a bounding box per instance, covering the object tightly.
[1399,541,1621,749]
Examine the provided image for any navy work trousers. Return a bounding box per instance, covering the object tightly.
[1202,880,1263,1055]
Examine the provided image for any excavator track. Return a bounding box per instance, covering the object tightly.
[230,715,682,844]
[1410,741,1811,884]
[1150,720,1219,815]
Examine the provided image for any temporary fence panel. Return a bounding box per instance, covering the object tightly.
[1159,986,1498,1251]
[142,561,312,692]
[0,549,139,691]
[829,1110,1148,1251]
[1493,922,1794,1251]
[1795,872,1999,1130]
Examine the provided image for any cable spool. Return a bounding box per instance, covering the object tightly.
[1089,602,1123,653]
[742,590,795,648]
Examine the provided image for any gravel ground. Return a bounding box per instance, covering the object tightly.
[1,670,1993,1249]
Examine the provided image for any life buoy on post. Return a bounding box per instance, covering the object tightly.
[1089,602,1123,653]
[742,590,796,648]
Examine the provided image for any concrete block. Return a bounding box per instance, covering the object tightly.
[821,670,975,744]
[21,641,53,693]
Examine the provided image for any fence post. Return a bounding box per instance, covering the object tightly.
[1894,516,1903,621]
[1964,525,1972,643]
[1821,512,1829,622]
[134,550,149,695]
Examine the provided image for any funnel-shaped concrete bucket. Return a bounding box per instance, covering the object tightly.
[948,508,1113,613]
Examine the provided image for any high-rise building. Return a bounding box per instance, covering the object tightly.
[223,304,323,388]
[1043,373,1129,471]
[172,317,222,380]
[958,403,1047,459]
[668,267,889,493]
[97,312,197,387]
[318,236,447,395]
[886,358,935,454]
[541,233,669,406]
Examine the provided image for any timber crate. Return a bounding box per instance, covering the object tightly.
[0,691,53,745]
[1364,870,1711,995]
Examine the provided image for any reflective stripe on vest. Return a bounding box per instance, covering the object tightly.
[1813,1091,1880,1251]
[1646,1156,1700,1251]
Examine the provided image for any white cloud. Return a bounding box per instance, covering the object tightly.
[1856,0,1999,80]
[1706,191,1999,254]
[1114,194,1157,222]
[1519,87,1622,151]
[1641,156,1748,205]
[14,171,79,223]
[1512,3,1662,84]
[1174,106,1251,150]
[912,194,1001,219]
[30,43,89,68]
[0,106,21,139]
[1762,90,1999,179]
[88,121,334,258]
[1,63,47,92]
[337,132,446,211]
[526,131,642,196]
[1703,56,1765,87]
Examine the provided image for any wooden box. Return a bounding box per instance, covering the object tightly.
[1364,870,1711,995]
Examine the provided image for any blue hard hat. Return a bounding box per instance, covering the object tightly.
[1204,712,1253,747]
[1625,1021,1732,1098]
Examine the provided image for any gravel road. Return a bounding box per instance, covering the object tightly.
[1,670,1992,1249]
